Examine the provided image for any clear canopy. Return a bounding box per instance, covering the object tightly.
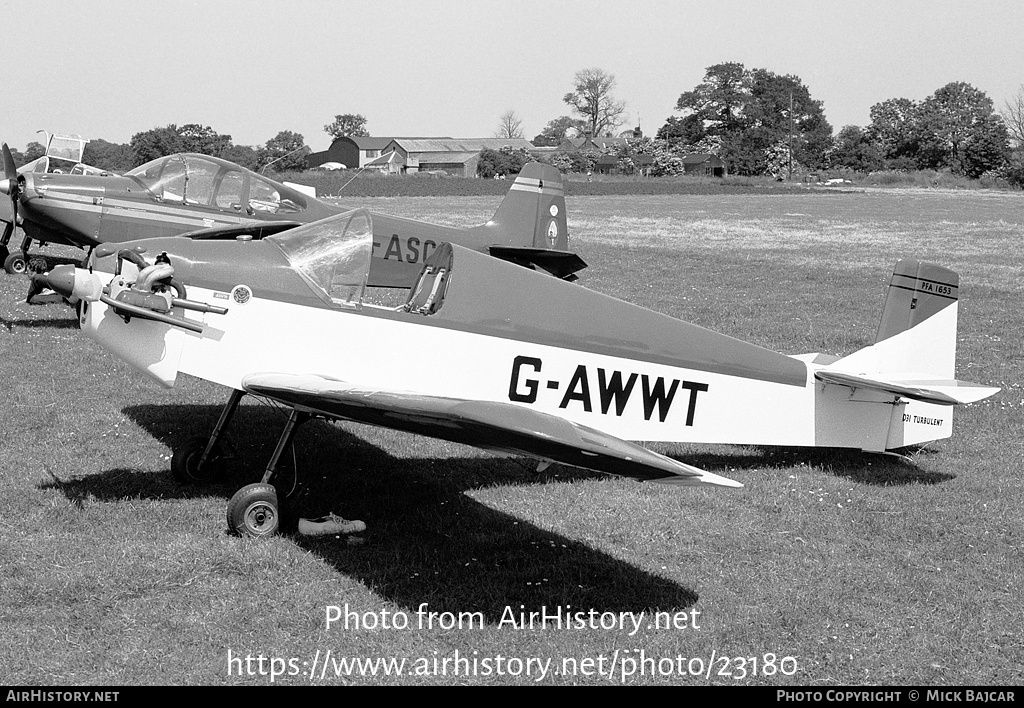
[124,154,306,213]
[267,209,373,307]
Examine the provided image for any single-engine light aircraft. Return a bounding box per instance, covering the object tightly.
[0,134,107,273]
[39,209,999,538]
[0,144,584,284]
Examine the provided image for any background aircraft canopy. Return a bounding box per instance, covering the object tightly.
[267,208,372,307]
[125,154,308,214]
[46,135,86,163]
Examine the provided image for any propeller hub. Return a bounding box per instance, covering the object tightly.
[0,178,11,196]
[40,265,77,299]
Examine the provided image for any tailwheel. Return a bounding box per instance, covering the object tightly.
[227,483,280,538]
[4,252,26,275]
[171,436,227,485]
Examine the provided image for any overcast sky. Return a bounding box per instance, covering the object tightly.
[3,0,1022,152]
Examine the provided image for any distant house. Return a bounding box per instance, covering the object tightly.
[558,135,630,153]
[593,153,655,176]
[682,153,727,177]
[593,154,619,174]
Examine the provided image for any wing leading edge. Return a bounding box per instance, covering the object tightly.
[241,373,742,489]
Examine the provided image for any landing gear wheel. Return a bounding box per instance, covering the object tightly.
[171,437,226,485]
[4,252,27,275]
[227,483,280,538]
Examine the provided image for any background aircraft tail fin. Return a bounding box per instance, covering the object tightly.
[487,162,569,251]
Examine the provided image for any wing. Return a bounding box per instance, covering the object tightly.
[241,373,741,489]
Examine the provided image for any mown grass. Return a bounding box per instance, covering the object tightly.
[0,188,1021,685]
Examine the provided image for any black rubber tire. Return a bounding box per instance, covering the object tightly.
[226,483,280,538]
[170,437,226,485]
[4,252,26,275]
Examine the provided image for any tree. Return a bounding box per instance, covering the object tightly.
[177,124,233,157]
[477,145,532,178]
[23,142,46,163]
[665,63,832,176]
[82,139,134,172]
[130,126,185,166]
[324,114,369,141]
[532,116,585,146]
[746,68,833,171]
[494,109,524,139]
[220,145,259,171]
[917,82,1009,176]
[257,131,308,172]
[866,97,924,169]
[1001,85,1024,149]
[656,114,704,145]
[827,126,884,172]
[563,68,627,137]
[673,61,749,137]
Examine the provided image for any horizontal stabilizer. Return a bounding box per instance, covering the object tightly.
[487,246,587,280]
[242,373,741,489]
[815,370,1000,405]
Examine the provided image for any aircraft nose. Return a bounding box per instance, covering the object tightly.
[40,265,77,298]
[0,178,11,195]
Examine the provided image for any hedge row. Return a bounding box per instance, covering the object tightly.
[275,171,806,199]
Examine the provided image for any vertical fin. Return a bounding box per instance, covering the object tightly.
[830,259,961,379]
[487,162,569,250]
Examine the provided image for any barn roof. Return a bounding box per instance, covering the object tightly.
[390,138,534,153]
[416,152,479,164]
[681,153,720,165]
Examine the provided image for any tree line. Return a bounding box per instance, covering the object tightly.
[521,64,1020,184]
[9,64,1021,185]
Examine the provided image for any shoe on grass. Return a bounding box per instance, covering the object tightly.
[299,513,366,537]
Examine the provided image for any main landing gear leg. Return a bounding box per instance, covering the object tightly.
[226,407,311,538]
[0,222,12,262]
[171,389,245,485]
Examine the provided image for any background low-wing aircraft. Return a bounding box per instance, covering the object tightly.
[40,209,999,538]
[0,145,584,284]
[0,134,107,273]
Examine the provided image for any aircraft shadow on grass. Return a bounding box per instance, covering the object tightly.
[0,313,79,331]
[677,446,954,486]
[41,403,703,619]
[43,400,953,617]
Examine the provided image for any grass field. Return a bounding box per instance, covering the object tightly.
[1,187,1021,685]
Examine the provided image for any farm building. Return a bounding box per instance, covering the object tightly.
[682,153,727,177]
[306,136,452,170]
[363,150,405,175]
[382,138,534,177]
